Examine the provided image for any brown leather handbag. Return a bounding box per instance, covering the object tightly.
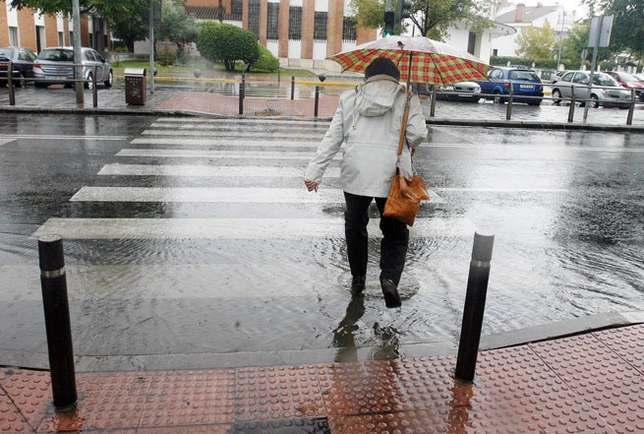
[382,91,429,226]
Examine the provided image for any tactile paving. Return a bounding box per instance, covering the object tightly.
[0,368,51,431]
[0,385,32,433]
[529,332,640,389]
[593,324,644,372]
[232,417,330,433]
[235,365,326,421]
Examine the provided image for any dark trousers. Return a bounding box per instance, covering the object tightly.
[344,191,409,287]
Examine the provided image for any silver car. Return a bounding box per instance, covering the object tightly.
[33,46,113,89]
[551,70,631,108]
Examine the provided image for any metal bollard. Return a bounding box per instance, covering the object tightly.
[314,85,320,117]
[291,76,295,100]
[38,235,77,408]
[627,89,635,126]
[92,65,98,108]
[239,75,245,115]
[8,62,16,106]
[506,87,514,120]
[430,85,437,117]
[455,232,495,383]
[567,92,576,123]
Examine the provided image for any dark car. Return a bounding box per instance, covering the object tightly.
[33,46,113,89]
[606,71,644,102]
[0,46,37,87]
[477,66,544,105]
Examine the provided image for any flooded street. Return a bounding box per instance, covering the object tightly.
[1,113,643,371]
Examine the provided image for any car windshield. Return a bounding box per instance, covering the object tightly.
[618,72,638,82]
[593,73,619,87]
[0,48,14,58]
[509,70,540,81]
[39,49,74,62]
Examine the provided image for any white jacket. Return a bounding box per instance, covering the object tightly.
[305,75,428,198]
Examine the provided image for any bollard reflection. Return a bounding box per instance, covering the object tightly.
[332,295,365,362]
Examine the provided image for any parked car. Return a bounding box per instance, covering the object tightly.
[551,70,632,108]
[33,47,113,89]
[606,71,644,102]
[0,46,37,87]
[411,81,481,102]
[476,66,544,105]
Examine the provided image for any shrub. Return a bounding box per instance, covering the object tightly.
[197,21,260,71]
[250,45,279,72]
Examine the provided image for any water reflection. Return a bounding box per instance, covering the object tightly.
[332,295,402,363]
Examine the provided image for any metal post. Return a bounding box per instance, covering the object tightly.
[239,72,245,115]
[567,86,576,123]
[430,85,437,117]
[92,65,98,108]
[8,61,15,106]
[38,235,77,408]
[291,76,295,100]
[506,87,514,120]
[455,232,495,383]
[314,85,320,117]
[626,89,635,126]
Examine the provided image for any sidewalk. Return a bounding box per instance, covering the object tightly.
[2,323,643,433]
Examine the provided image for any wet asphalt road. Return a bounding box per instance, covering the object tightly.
[1,113,644,372]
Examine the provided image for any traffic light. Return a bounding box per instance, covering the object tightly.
[395,1,412,28]
[384,11,395,36]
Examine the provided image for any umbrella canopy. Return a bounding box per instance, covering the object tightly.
[328,35,490,87]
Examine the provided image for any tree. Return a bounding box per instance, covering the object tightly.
[583,0,644,62]
[157,0,199,61]
[196,22,260,72]
[349,0,494,40]
[515,20,556,61]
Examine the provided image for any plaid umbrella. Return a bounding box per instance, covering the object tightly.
[328,35,489,87]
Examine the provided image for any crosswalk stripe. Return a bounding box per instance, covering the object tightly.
[130,138,322,147]
[98,164,340,178]
[142,130,323,140]
[116,149,337,160]
[70,186,445,203]
[70,186,345,203]
[32,217,476,240]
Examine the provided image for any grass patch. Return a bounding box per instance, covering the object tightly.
[111,57,314,78]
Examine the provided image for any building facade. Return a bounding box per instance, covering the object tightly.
[185,0,377,70]
[1,2,106,54]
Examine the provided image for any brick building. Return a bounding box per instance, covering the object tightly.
[1,3,107,54]
[185,0,377,70]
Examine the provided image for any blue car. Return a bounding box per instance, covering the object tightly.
[477,66,544,106]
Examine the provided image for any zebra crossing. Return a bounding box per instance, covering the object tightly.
[32,117,475,242]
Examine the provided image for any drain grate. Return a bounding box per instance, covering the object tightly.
[230,417,331,433]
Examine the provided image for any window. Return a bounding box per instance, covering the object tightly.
[289,6,302,40]
[267,3,279,40]
[9,27,19,46]
[58,31,65,46]
[248,0,260,38]
[342,17,357,41]
[314,12,327,40]
[231,0,242,15]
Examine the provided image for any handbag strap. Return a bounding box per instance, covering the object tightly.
[397,89,412,156]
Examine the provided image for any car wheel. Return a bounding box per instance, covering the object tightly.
[14,72,26,88]
[552,89,562,105]
[493,92,504,104]
[85,72,93,90]
[588,94,599,108]
[104,70,113,88]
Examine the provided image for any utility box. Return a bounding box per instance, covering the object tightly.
[124,68,146,105]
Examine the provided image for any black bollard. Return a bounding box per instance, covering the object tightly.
[38,235,77,408]
[239,74,245,115]
[314,85,320,117]
[291,76,295,100]
[455,232,494,383]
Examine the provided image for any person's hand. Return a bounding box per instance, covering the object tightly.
[304,179,318,192]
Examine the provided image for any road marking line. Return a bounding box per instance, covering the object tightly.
[69,186,444,203]
[32,217,476,240]
[98,164,339,177]
[130,138,321,147]
[116,149,339,160]
[0,135,128,141]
